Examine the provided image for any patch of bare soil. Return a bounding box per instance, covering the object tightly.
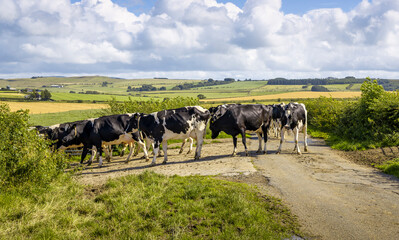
[335,146,399,166]
[72,138,257,186]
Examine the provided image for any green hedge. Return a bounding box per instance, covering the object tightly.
[105,96,200,114]
[0,103,67,190]
[304,78,399,150]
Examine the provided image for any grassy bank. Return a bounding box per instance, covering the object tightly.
[0,172,301,239]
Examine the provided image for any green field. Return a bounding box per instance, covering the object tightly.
[29,109,104,126]
[1,76,365,103]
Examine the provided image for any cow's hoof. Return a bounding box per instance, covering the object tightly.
[124,161,129,164]
[297,152,302,155]
[263,151,267,154]
[304,147,308,152]
[162,161,167,165]
[149,162,156,167]
[186,150,192,154]
[256,150,262,154]
[87,162,92,166]
[178,150,183,154]
[276,151,280,154]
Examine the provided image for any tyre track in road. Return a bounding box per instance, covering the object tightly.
[252,136,399,240]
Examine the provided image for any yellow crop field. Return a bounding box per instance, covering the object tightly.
[1,101,108,114]
[202,91,362,102]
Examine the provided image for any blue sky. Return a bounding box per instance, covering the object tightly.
[70,0,362,16]
[1,0,399,79]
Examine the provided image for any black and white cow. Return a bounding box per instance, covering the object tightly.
[269,103,286,138]
[130,106,210,166]
[276,102,308,154]
[33,120,90,149]
[61,114,149,167]
[209,104,273,156]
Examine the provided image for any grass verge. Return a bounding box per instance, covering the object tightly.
[375,158,399,178]
[0,171,301,239]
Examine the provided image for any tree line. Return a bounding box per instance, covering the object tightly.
[126,78,235,92]
[267,77,366,85]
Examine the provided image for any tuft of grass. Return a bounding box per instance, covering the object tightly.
[375,159,399,178]
[0,171,301,239]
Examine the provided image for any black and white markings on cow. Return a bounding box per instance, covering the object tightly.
[209,104,273,156]
[276,102,308,154]
[131,106,210,166]
[57,114,149,167]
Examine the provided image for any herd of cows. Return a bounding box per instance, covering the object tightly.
[34,102,308,167]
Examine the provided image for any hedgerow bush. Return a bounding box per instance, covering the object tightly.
[304,78,399,150]
[106,96,200,114]
[0,103,67,190]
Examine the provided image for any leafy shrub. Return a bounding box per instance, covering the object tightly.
[0,103,67,190]
[303,97,350,132]
[106,96,200,114]
[304,78,399,150]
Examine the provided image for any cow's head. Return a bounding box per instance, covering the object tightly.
[272,103,285,119]
[210,125,220,139]
[58,123,79,149]
[130,113,143,132]
[281,103,299,129]
[209,118,220,139]
[59,120,93,149]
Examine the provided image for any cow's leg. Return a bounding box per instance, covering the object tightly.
[150,141,160,166]
[138,140,149,161]
[293,127,301,154]
[193,127,206,160]
[303,123,308,152]
[187,137,194,154]
[98,149,104,167]
[129,142,136,157]
[125,142,135,163]
[276,128,285,154]
[88,146,97,165]
[162,140,168,164]
[262,126,269,154]
[179,138,186,154]
[103,145,111,162]
[133,142,139,156]
[80,147,89,164]
[120,143,128,157]
[256,132,262,153]
[232,136,238,156]
[241,129,250,156]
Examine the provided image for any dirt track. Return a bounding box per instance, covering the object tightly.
[74,135,399,240]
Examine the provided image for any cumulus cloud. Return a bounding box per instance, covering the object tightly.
[1,0,399,78]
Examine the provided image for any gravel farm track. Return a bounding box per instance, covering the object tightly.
[72,134,399,240]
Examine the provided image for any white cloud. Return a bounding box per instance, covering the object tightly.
[1,0,399,79]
